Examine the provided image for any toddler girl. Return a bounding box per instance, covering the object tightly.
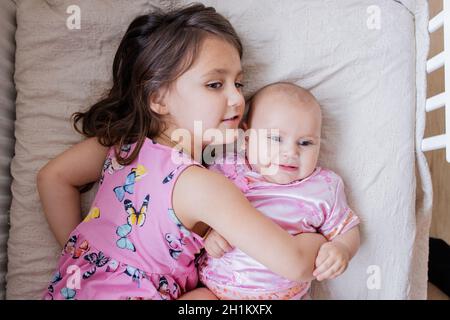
[37,5,327,300]
[199,82,361,300]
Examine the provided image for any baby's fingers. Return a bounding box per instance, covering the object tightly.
[314,249,329,268]
[313,256,334,278]
[328,264,348,280]
[316,261,342,281]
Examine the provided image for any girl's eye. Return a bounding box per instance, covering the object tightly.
[298,140,313,146]
[235,82,244,89]
[207,82,223,89]
[268,136,281,142]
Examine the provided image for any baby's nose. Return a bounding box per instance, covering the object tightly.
[281,145,299,158]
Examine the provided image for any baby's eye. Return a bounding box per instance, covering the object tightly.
[235,82,244,89]
[298,140,313,146]
[268,135,281,142]
[207,82,223,89]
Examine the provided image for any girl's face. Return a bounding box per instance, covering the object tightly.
[159,36,245,149]
[245,92,321,185]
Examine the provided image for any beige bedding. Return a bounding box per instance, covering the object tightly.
[0,0,16,300]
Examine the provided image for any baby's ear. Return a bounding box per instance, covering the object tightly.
[149,90,169,115]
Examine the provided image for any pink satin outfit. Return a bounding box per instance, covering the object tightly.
[199,153,360,300]
[43,139,205,300]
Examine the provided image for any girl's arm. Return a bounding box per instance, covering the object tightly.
[204,228,326,281]
[292,232,327,281]
[174,166,327,282]
[37,137,109,246]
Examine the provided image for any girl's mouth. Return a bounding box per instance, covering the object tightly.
[222,115,240,123]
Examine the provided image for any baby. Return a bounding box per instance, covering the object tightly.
[198,82,361,300]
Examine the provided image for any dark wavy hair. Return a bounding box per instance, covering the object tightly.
[72,3,243,167]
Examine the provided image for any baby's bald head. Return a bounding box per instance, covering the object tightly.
[245,82,321,128]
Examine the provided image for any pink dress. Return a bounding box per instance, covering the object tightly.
[199,153,360,300]
[43,139,205,300]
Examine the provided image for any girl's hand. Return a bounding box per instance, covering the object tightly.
[204,229,233,258]
[312,241,351,281]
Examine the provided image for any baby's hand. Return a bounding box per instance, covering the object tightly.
[313,241,351,281]
[204,229,233,258]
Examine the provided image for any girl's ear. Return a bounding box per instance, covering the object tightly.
[149,90,169,115]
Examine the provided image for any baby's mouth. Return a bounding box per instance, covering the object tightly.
[278,164,298,172]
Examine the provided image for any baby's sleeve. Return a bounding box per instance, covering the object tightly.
[318,176,360,241]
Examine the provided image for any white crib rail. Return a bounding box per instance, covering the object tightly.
[422,0,450,162]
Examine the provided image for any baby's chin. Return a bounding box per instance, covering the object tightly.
[258,166,315,185]
[262,173,300,185]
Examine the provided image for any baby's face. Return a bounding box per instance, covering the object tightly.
[245,92,321,184]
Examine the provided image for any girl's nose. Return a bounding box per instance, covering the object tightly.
[227,85,245,109]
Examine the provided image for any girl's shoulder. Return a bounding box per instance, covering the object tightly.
[171,162,244,231]
[173,163,243,207]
